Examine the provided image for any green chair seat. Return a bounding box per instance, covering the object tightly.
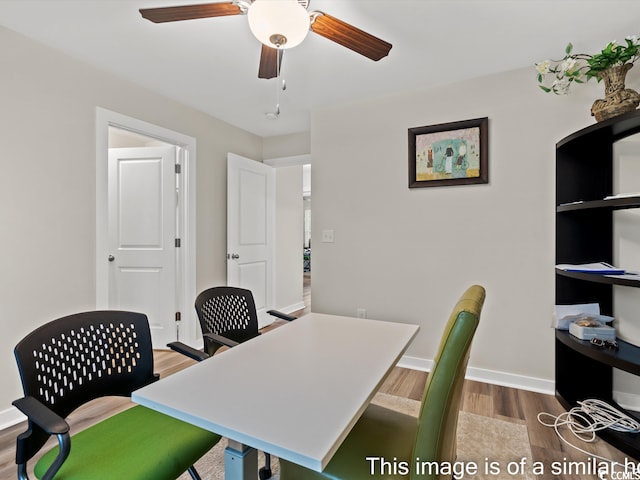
[281,403,417,480]
[35,405,220,480]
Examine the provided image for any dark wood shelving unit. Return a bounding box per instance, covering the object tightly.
[556,109,640,460]
[557,331,640,376]
[556,269,640,288]
[557,196,640,212]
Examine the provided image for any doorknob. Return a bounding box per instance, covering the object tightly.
[227,253,240,260]
[108,255,115,262]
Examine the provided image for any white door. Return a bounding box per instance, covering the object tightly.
[108,146,177,347]
[227,153,275,328]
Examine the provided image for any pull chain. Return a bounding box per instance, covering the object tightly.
[275,48,281,116]
[266,49,286,120]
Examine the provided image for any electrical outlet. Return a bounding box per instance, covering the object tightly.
[357,308,367,319]
[322,229,335,243]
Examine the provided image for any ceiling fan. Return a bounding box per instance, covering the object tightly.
[139,0,392,79]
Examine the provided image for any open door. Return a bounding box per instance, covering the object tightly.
[108,146,178,347]
[227,153,275,328]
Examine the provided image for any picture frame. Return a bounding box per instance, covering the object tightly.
[408,117,488,188]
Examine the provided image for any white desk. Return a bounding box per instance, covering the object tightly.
[132,313,419,478]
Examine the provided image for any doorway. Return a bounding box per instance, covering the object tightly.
[302,164,311,315]
[264,155,311,316]
[95,108,198,348]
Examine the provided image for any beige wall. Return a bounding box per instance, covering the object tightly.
[309,66,614,387]
[263,131,310,159]
[0,26,262,420]
[4,17,639,422]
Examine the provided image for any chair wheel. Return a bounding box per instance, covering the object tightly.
[259,467,272,479]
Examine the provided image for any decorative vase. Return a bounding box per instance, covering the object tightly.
[591,63,640,122]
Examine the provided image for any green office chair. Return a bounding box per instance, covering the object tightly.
[279,284,486,480]
[12,310,221,480]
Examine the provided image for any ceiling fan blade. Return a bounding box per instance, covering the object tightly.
[310,12,392,61]
[258,45,283,79]
[139,2,242,23]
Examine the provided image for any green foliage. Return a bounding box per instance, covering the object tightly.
[586,38,640,76]
[535,35,640,94]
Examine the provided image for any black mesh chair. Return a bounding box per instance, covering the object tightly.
[12,310,221,480]
[169,286,296,479]
[170,286,296,359]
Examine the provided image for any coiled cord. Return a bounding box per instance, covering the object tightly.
[537,399,640,462]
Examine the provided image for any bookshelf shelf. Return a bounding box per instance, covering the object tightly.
[557,196,640,212]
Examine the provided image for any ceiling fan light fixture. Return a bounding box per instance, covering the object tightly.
[248,0,310,49]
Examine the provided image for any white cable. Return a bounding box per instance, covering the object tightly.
[579,399,640,433]
[537,399,640,467]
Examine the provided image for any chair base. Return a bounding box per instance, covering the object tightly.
[259,466,273,479]
[225,440,258,480]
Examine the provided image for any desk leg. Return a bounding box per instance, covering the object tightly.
[225,440,258,480]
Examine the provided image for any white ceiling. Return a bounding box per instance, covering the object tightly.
[1,1,640,137]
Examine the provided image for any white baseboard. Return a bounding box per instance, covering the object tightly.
[398,355,555,395]
[399,356,640,407]
[279,301,305,314]
[466,366,555,395]
[397,355,433,372]
[0,407,25,431]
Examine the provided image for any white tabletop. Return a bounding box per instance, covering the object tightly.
[132,313,419,472]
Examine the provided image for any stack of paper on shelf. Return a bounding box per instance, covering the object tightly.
[556,262,625,274]
[552,303,614,330]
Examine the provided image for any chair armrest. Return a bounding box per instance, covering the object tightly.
[267,310,296,321]
[169,334,238,361]
[204,332,240,349]
[167,342,210,362]
[13,396,71,480]
[13,396,69,436]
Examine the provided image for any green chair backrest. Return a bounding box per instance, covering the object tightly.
[411,285,485,480]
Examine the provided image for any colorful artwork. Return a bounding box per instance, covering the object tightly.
[408,118,488,188]
[415,127,479,180]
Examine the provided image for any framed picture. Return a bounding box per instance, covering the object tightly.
[408,117,488,188]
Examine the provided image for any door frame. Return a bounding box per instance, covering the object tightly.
[95,107,198,345]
